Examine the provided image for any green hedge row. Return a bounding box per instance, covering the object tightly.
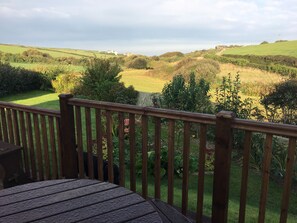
[0,62,44,97]
[205,54,297,78]
[223,54,297,68]
[0,49,89,66]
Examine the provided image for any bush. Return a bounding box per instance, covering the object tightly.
[52,72,82,94]
[33,65,69,90]
[0,62,44,97]
[261,80,297,124]
[78,58,138,104]
[159,73,212,113]
[127,58,147,69]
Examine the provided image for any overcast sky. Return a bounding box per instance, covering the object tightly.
[0,0,296,55]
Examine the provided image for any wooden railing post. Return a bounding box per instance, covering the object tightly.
[59,94,77,178]
[212,111,235,223]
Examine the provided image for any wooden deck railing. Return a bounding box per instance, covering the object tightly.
[0,94,296,223]
[0,101,62,180]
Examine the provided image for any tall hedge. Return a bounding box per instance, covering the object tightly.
[0,62,44,97]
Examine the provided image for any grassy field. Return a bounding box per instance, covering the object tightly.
[1,90,296,222]
[10,62,85,72]
[0,44,116,59]
[223,40,297,58]
[120,69,167,93]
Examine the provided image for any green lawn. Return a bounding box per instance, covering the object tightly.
[0,90,60,110]
[223,40,297,58]
[1,90,296,222]
[120,69,167,93]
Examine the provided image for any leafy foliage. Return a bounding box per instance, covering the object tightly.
[261,80,297,124]
[159,73,212,113]
[79,58,138,104]
[0,62,44,97]
[215,73,261,119]
[52,72,81,94]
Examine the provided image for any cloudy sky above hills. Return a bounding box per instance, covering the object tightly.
[0,0,296,55]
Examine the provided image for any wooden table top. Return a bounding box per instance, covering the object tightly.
[0,179,163,223]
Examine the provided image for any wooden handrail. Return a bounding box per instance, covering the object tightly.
[0,101,60,117]
[233,118,297,138]
[68,98,217,124]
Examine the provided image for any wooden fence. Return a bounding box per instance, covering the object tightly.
[0,94,296,223]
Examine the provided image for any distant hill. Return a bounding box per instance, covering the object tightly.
[0,43,118,59]
[223,40,297,58]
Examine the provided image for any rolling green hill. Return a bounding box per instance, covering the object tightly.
[223,40,297,58]
[0,43,117,58]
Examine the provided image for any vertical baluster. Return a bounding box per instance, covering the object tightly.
[118,112,125,187]
[141,115,148,199]
[12,109,20,146]
[0,109,2,141]
[95,108,104,181]
[167,119,175,205]
[182,121,191,215]
[279,138,296,223]
[33,113,43,181]
[6,109,14,144]
[75,106,84,178]
[0,108,8,142]
[48,116,58,179]
[26,112,36,180]
[129,113,136,192]
[239,131,252,223]
[85,107,94,178]
[106,110,114,183]
[19,111,29,175]
[258,133,273,223]
[41,115,50,180]
[56,117,63,178]
[197,124,207,223]
[154,117,161,199]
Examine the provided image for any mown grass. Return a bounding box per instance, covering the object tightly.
[120,69,167,93]
[223,40,297,58]
[1,90,297,222]
[0,90,60,110]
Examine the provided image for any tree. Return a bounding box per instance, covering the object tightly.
[160,73,212,113]
[79,58,138,104]
[261,80,297,124]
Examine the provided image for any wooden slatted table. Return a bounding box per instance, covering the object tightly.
[0,179,163,223]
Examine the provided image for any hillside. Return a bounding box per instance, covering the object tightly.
[0,43,117,58]
[223,40,297,58]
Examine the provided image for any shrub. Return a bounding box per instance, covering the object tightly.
[52,72,82,94]
[0,62,44,97]
[33,65,69,90]
[261,80,297,124]
[127,58,147,69]
[260,41,269,44]
[160,73,212,113]
[78,58,138,104]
